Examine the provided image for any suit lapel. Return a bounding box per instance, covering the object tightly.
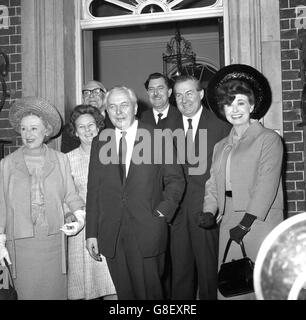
[181,107,207,172]
[219,139,233,209]
[98,128,123,189]
[125,121,154,186]
[14,147,30,177]
[42,147,56,180]
[175,114,184,131]
[14,145,56,179]
[167,105,175,119]
[194,107,208,150]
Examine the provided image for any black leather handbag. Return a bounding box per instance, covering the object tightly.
[0,258,18,300]
[218,239,254,297]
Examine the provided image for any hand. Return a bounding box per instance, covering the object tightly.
[0,234,11,267]
[64,212,77,224]
[60,209,85,236]
[198,212,216,229]
[229,225,250,244]
[60,221,84,236]
[86,238,102,262]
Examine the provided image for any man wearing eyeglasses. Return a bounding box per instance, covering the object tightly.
[61,80,110,153]
[82,80,107,116]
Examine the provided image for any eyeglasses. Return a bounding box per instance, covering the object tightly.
[82,88,105,97]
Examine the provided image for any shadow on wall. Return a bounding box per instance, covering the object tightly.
[282,139,288,220]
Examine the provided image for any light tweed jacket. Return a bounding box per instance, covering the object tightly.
[0,145,84,276]
[203,120,284,227]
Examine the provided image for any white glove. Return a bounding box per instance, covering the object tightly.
[0,234,12,267]
[60,209,85,236]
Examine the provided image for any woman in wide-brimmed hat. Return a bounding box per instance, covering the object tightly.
[0,96,85,300]
[199,64,284,300]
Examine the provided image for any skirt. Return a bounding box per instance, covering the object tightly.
[218,197,256,300]
[67,227,116,300]
[218,196,283,300]
[14,223,67,300]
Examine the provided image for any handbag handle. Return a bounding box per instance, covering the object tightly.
[3,258,16,290]
[222,239,247,263]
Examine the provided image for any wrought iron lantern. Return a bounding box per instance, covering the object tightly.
[163,27,197,81]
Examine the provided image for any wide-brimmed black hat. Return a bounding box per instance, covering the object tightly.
[206,64,272,121]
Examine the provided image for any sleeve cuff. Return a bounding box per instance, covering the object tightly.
[240,213,256,228]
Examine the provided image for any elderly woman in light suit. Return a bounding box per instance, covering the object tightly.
[0,97,85,300]
[199,64,284,300]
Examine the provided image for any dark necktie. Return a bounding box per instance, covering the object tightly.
[119,131,127,184]
[187,118,193,130]
[157,113,163,125]
[185,118,193,164]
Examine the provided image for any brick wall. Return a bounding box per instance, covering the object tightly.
[0,0,22,157]
[280,0,306,216]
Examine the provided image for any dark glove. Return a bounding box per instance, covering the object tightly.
[198,212,216,229]
[229,213,256,244]
[229,225,249,244]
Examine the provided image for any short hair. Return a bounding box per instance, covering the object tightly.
[173,75,202,92]
[104,86,138,108]
[67,104,105,138]
[144,72,172,90]
[215,80,255,119]
[82,80,107,93]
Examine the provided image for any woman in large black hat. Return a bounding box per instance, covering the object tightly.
[199,64,284,300]
[0,97,85,300]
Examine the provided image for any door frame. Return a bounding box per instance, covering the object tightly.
[75,0,230,104]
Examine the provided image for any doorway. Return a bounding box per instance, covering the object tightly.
[83,17,222,115]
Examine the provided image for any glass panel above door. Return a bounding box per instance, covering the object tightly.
[89,0,221,17]
[81,0,224,28]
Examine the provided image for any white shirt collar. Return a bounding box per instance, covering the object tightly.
[182,106,203,138]
[115,119,138,176]
[152,104,170,124]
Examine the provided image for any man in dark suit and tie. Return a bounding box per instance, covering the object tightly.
[141,72,181,298]
[167,75,232,300]
[141,73,181,129]
[85,86,185,300]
